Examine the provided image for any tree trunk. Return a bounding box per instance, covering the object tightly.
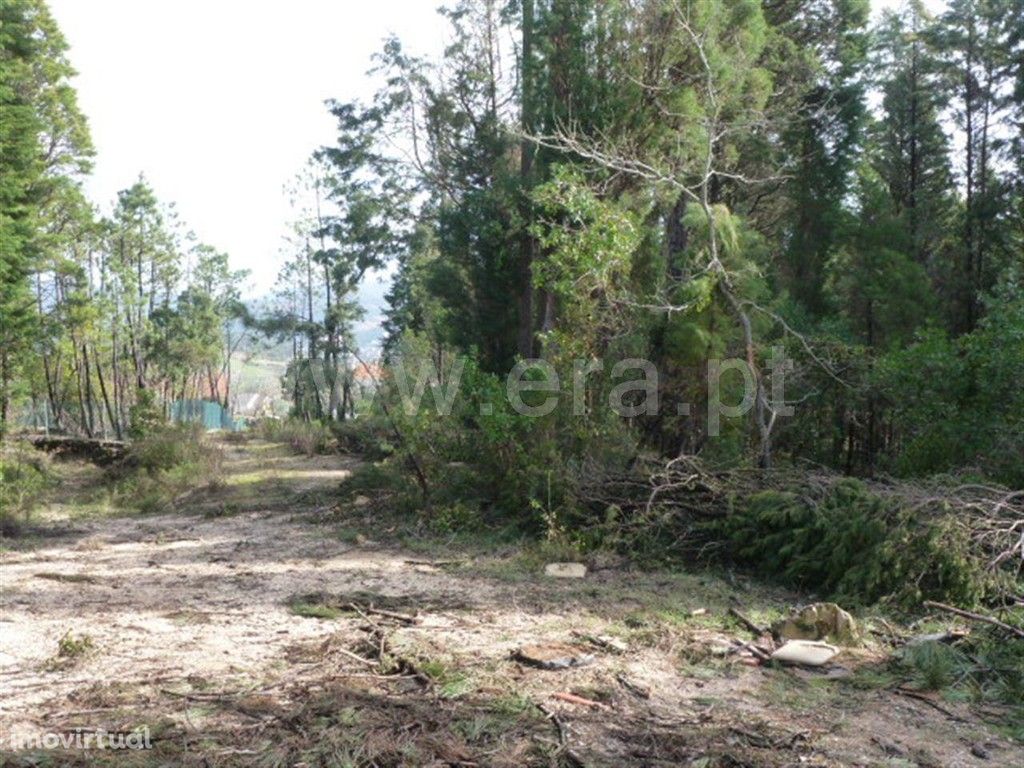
[94,343,120,439]
[517,0,537,359]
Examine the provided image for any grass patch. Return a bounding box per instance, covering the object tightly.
[58,631,95,658]
[418,658,476,699]
[288,598,343,620]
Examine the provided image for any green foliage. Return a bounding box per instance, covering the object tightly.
[351,333,639,534]
[874,273,1024,485]
[114,425,223,513]
[712,479,994,606]
[126,389,162,439]
[129,424,213,473]
[0,444,52,533]
[892,629,1024,730]
[825,164,937,348]
[57,630,95,659]
[0,0,93,433]
[429,501,484,536]
[341,460,422,516]
[331,415,393,460]
[288,598,342,620]
[255,418,336,457]
[531,166,642,355]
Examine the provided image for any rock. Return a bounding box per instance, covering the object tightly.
[971,743,990,760]
[513,643,595,669]
[772,603,860,645]
[544,562,587,579]
[770,639,840,667]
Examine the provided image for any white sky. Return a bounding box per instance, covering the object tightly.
[50,0,448,301]
[51,0,927,319]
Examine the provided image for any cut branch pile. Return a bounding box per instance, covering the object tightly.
[577,456,1024,603]
[25,435,128,465]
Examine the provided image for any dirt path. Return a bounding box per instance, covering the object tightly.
[1,439,1018,766]
[2,443,370,714]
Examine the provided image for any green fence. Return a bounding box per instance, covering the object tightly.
[169,400,244,431]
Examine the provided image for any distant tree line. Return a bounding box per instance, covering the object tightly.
[1,0,247,438]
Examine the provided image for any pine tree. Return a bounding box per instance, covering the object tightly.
[871,1,956,281]
[0,0,92,432]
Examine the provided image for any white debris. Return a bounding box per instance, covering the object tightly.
[770,639,840,667]
[544,562,587,578]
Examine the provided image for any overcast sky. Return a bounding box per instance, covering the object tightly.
[50,0,927,335]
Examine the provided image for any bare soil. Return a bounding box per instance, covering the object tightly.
[0,438,1018,767]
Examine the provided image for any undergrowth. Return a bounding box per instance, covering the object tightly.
[0,443,52,536]
[254,418,335,457]
[862,628,1024,740]
[110,425,224,513]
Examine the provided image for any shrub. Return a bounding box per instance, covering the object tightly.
[129,424,214,473]
[127,389,163,439]
[0,444,52,535]
[57,630,95,658]
[872,278,1024,486]
[332,416,393,460]
[255,418,335,456]
[336,331,646,543]
[115,425,223,513]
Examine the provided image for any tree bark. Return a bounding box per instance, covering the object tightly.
[517,0,537,359]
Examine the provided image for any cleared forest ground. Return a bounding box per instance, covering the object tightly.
[1,437,1019,767]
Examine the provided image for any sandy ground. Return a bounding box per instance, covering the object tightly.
[0,439,1019,767]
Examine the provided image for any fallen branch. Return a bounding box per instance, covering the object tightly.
[160,688,244,703]
[922,601,1024,640]
[349,602,420,625]
[403,559,466,568]
[728,607,767,637]
[894,687,968,723]
[535,702,586,767]
[551,691,612,711]
[570,631,627,653]
[334,647,377,668]
[732,639,771,663]
[615,673,651,699]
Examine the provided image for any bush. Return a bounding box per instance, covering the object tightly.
[872,277,1024,486]
[127,389,163,439]
[115,425,223,513]
[711,479,996,606]
[255,418,335,457]
[332,416,394,460]
[341,460,422,516]
[0,444,52,535]
[129,424,214,472]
